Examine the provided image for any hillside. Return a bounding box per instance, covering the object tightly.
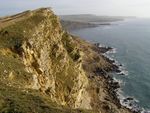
[60,14,125,23]
[0,8,133,113]
[60,20,100,31]
[60,14,127,31]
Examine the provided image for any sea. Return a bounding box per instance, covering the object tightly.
[70,18,150,112]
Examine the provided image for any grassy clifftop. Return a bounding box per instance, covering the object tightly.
[0,8,132,113]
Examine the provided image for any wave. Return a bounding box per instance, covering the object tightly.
[116,83,150,113]
[113,75,148,113]
[106,48,117,54]
[117,65,129,76]
[102,47,128,76]
[98,43,107,48]
[99,44,150,113]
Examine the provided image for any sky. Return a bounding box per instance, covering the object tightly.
[0,0,150,17]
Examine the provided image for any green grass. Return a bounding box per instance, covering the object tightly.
[0,85,93,113]
[0,52,32,86]
[0,10,96,113]
[0,80,93,113]
[0,12,46,50]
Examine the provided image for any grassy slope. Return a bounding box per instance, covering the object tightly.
[0,9,94,113]
[0,8,132,113]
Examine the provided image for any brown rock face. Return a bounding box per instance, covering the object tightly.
[0,8,133,113]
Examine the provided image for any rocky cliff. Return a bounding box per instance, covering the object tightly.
[0,8,132,113]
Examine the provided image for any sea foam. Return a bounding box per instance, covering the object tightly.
[98,44,150,113]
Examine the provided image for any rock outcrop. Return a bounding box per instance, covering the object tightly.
[0,8,133,113]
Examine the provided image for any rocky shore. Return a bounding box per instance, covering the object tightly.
[70,37,133,112]
[0,8,134,113]
[94,43,121,72]
[94,42,141,113]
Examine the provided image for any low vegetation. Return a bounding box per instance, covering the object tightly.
[0,8,132,113]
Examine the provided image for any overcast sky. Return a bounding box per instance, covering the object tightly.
[0,0,150,17]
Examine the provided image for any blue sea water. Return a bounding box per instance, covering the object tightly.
[70,19,150,111]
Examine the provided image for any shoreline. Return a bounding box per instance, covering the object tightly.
[0,7,142,113]
[94,43,141,113]
[95,43,150,113]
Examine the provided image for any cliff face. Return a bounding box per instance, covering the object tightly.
[0,8,132,113]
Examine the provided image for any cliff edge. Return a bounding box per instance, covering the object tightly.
[0,8,132,113]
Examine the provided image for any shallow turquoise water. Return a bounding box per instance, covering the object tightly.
[71,19,150,110]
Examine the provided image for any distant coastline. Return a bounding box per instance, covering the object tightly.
[60,14,135,31]
[60,20,100,30]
